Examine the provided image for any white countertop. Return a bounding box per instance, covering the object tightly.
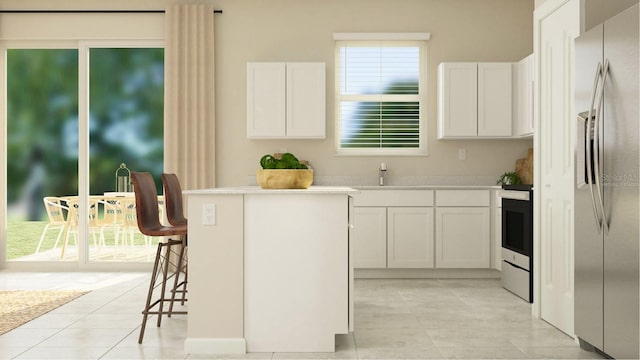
[353,185,501,190]
[184,186,358,195]
[184,185,503,196]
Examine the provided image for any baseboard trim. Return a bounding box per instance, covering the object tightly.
[184,337,246,355]
[355,268,500,279]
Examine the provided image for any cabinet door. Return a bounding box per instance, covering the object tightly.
[435,207,490,268]
[478,63,512,137]
[387,207,434,268]
[353,207,387,268]
[438,63,478,138]
[247,63,286,138]
[286,63,326,138]
[517,55,534,137]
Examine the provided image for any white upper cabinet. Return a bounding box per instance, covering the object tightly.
[247,63,286,138]
[438,62,513,139]
[438,63,478,137]
[247,62,326,139]
[516,54,534,137]
[286,63,326,137]
[477,63,512,137]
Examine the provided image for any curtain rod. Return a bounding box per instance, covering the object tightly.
[0,10,223,14]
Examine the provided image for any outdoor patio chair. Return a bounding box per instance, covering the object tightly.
[35,196,69,254]
[62,198,101,259]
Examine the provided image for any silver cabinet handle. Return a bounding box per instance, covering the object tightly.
[586,62,603,231]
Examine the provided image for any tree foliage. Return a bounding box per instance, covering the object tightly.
[7,48,164,218]
[341,80,420,148]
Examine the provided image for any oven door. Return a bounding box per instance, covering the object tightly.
[501,197,533,257]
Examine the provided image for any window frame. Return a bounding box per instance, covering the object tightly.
[334,38,428,156]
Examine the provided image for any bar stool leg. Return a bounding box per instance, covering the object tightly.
[138,241,164,344]
[156,240,173,327]
[168,237,187,316]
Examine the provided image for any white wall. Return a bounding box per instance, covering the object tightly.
[0,0,535,187]
[214,0,534,186]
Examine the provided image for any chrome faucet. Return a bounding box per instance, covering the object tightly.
[379,162,387,186]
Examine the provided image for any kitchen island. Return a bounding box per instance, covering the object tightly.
[183,186,356,355]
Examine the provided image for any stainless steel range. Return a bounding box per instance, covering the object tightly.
[500,185,533,303]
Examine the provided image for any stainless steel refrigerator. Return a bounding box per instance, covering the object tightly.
[574,4,639,359]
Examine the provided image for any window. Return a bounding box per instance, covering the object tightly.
[335,34,427,155]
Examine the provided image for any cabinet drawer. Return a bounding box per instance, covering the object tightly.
[352,190,434,207]
[436,190,489,207]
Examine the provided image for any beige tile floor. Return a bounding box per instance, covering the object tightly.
[0,273,604,360]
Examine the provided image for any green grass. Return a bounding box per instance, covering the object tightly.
[6,220,48,259]
[6,220,152,260]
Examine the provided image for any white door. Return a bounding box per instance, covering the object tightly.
[534,0,581,335]
[387,207,434,268]
[352,207,387,268]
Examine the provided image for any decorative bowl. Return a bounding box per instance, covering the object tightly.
[256,169,313,189]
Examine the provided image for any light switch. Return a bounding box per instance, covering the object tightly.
[202,203,216,225]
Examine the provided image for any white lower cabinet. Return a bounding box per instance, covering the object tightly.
[353,206,434,269]
[352,190,434,269]
[353,207,387,268]
[353,189,493,270]
[435,207,490,268]
[387,207,434,268]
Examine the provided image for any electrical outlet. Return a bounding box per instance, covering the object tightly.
[458,148,467,161]
[202,203,216,225]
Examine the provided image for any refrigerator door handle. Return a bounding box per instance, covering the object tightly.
[586,62,604,231]
[593,59,610,232]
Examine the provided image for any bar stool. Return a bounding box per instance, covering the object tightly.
[161,173,188,315]
[131,171,187,344]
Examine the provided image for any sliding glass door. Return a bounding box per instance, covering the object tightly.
[87,46,164,262]
[6,48,80,262]
[4,44,164,266]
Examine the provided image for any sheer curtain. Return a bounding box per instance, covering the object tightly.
[164,4,216,190]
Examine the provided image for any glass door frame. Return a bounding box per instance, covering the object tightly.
[0,39,164,271]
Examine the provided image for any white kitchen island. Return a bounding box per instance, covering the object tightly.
[183,186,356,355]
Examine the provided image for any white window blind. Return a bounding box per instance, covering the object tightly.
[335,39,426,154]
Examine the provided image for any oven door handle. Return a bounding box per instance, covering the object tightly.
[499,190,530,201]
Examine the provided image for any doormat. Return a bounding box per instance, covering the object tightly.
[0,290,88,335]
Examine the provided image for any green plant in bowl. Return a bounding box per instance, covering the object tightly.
[257,152,313,189]
[496,171,522,186]
[260,153,308,169]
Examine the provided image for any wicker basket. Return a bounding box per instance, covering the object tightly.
[256,169,313,189]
